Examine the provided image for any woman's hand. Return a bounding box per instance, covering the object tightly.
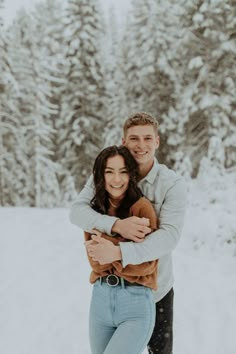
[90,228,103,237]
[112,217,151,242]
[85,235,122,264]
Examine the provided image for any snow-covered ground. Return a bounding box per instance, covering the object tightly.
[0,173,236,354]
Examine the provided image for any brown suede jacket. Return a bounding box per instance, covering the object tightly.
[84,197,159,290]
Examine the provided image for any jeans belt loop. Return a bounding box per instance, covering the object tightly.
[120,277,125,288]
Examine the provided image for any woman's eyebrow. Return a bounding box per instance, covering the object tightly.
[105,167,127,170]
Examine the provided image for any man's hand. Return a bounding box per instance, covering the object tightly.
[112,216,151,242]
[85,235,121,265]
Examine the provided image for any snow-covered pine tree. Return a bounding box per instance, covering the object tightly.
[103,4,130,147]
[0,0,7,205]
[169,0,236,175]
[116,0,184,164]
[8,9,60,207]
[198,0,236,169]
[0,1,23,206]
[31,0,68,206]
[3,11,36,206]
[58,0,108,194]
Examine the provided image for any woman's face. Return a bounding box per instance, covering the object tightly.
[104,154,130,200]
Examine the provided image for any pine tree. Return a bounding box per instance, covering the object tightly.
[168,0,236,174]
[0,1,22,205]
[103,4,130,147]
[115,0,185,164]
[8,8,60,207]
[0,0,7,205]
[31,0,68,206]
[58,0,107,193]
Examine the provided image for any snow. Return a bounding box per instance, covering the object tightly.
[188,56,203,70]
[3,0,132,26]
[0,174,236,354]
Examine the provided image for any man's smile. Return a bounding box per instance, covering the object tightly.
[135,151,147,155]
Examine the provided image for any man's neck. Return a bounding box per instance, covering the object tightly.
[138,160,154,179]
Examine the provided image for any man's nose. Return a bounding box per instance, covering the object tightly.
[137,139,145,148]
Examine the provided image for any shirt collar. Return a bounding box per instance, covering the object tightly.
[139,158,159,185]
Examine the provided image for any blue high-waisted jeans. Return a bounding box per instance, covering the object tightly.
[89,280,155,354]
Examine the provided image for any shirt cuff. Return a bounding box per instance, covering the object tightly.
[97,216,119,235]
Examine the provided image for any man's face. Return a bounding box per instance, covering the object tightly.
[122,125,159,171]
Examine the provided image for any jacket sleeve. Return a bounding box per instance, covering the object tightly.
[120,178,187,267]
[130,198,159,231]
[70,175,118,234]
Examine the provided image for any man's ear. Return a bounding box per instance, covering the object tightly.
[156,135,160,149]
[122,137,126,145]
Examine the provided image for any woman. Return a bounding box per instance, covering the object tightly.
[84,145,159,354]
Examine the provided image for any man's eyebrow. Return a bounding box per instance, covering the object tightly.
[128,134,153,137]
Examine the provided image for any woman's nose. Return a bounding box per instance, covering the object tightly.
[113,173,121,182]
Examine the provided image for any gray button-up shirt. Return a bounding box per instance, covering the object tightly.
[70,158,187,302]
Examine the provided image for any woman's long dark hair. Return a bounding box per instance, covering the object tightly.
[90,145,143,219]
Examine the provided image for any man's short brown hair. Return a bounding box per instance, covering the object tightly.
[123,112,159,136]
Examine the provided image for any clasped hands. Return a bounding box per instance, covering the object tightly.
[84,216,151,265]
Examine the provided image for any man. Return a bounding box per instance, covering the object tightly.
[70,112,187,354]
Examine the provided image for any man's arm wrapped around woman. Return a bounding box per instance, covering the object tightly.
[112,197,159,289]
[84,197,159,289]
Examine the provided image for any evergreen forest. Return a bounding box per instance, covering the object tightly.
[0,0,235,207]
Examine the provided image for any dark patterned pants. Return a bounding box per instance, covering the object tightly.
[147,288,174,354]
